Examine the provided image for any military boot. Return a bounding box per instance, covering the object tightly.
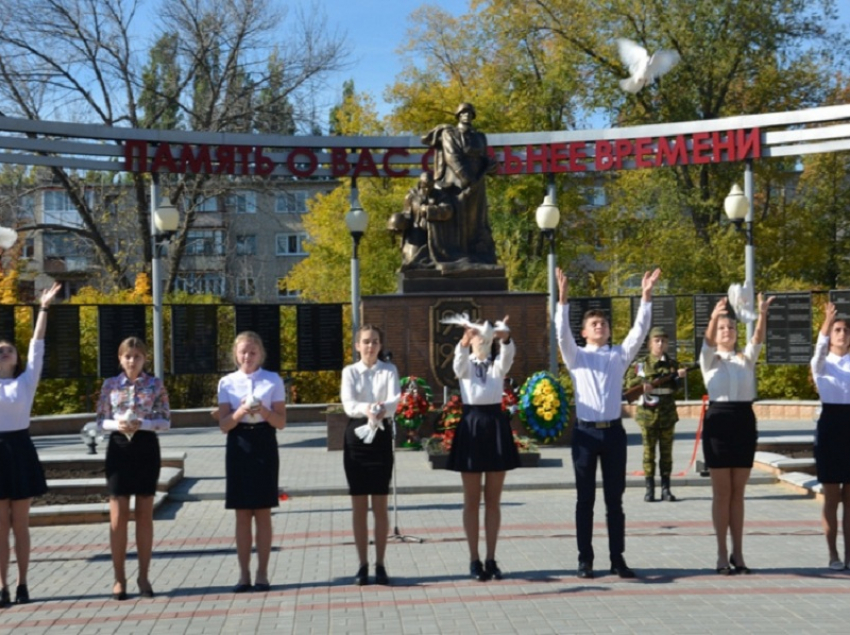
[661,476,676,502]
[644,477,655,502]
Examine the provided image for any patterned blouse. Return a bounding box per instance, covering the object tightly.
[96,372,171,432]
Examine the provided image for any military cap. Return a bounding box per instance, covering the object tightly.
[649,326,669,339]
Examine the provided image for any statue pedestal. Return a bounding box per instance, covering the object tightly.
[398,268,508,293]
[362,291,548,394]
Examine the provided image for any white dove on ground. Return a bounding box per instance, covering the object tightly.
[616,38,680,93]
[728,281,758,324]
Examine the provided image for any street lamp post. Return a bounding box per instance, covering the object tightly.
[344,182,368,362]
[536,179,561,375]
[724,179,755,341]
[150,182,179,380]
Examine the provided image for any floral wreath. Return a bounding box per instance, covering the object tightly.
[427,392,463,453]
[518,371,569,443]
[394,376,433,430]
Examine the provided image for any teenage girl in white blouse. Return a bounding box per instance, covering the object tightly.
[700,294,773,575]
[0,282,60,607]
[810,302,850,570]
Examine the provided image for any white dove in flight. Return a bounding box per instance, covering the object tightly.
[616,38,680,94]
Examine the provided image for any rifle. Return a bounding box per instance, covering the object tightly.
[623,364,699,405]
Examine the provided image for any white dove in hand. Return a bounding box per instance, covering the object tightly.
[617,38,680,94]
[728,281,757,324]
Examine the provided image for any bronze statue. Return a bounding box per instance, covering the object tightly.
[392,103,499,271]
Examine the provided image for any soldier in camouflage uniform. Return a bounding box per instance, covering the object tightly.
[624,326,686,502]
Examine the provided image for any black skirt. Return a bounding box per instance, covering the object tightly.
[815,403,850,484]
[702,401,757,469]
[105,430,161,497]
[447,404,520,473]
[343,417,393,496]
[225,422,280,509]
[0,429,47,500]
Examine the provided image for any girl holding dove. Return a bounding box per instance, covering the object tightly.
[96,337,171,600]
[340,325,401,586]
[217,331,287,593]
[443,314,517,582]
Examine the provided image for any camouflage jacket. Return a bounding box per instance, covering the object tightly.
[624,354,680,426]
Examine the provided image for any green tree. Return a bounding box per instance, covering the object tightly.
[0,0,348,291]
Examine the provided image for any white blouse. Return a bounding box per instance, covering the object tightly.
[340,359,401,419]
[699,341,762,402]
[0,339,43,433]
[454,340,515,405]
[218,368,286,423]
[811,333,850,404]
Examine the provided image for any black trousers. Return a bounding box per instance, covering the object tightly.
[571,422,627,564]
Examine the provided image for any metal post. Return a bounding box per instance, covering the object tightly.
[545,178,558,375]
[150,178,165,380]
[350,233,362,363]
[744,159,755,342]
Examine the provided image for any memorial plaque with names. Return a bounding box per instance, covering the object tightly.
[829,290,850,320]
[98,306,147,378]
[765,292,812,365]
[41,305,81,379]
[297,304,343,371]
[568,297,613,348]
[631,295,678,358]
[171,305,219,375]
[0,305,13,342]
[693,293,729,355]
[235,305,281,372]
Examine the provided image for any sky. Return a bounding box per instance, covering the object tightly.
[317,0,850,127]
[317,1,462,118]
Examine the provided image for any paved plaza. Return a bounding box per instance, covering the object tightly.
[3,417,850,634]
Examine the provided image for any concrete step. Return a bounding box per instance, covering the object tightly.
[30,492,168,526]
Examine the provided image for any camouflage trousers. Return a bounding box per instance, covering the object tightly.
[638,419,676,478]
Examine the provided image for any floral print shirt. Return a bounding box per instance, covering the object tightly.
[96,372,171,432]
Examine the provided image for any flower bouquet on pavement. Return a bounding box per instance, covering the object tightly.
[425,392,463,455]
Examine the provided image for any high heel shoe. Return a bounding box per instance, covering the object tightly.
[354,564,369,586]
[730,555,752,575]
[484,559,503,581]
[112,580,128,601]
[0,587,10,608]
[137,578,155,599]
[470,560,491,582]
[14,585,29,604]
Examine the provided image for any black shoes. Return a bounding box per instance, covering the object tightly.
[374,565,390,586]
[354,564,369,586]
[253,582,271,592]
[470,560,491,582]
[0,587,10,608]
[660,476,677,502]
[233,582,252,593]
[137,579,155,599]
[730,555,752,575]
[644,478,656,502]
[112,580,128,601]
[610,558,636,579]
[484,559,503,581]
[577,561,594,579]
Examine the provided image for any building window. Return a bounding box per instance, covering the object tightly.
[43,190,85,227]
[174,272,225,296]
[275,233,307,256]
[236,278,256,298]
[275,191,308,213]
[235,235,257,256]
[193,195,219,212]
[22,237,35,258]
[226,190,257,214]
[18,195,35,222]
[277,278,300,299]
[185,230,225,256]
